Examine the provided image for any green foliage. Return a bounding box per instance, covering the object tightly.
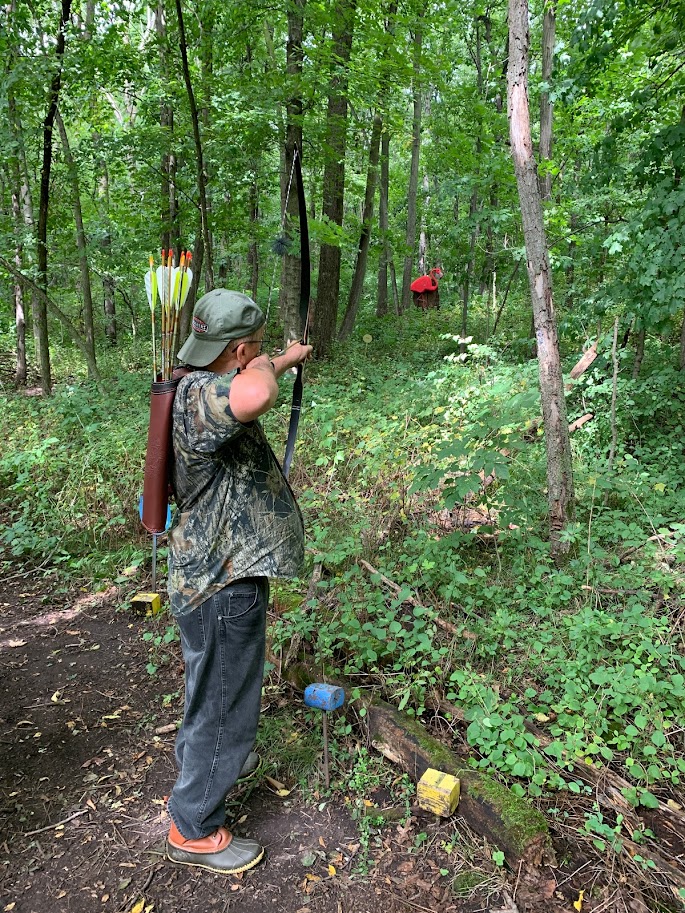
[0,366,149,578]
[267,330,685,812]
[2,1,685,886]
[141,622,179,677]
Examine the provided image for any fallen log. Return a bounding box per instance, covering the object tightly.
[282,662,554,867]
[367,699,554,867]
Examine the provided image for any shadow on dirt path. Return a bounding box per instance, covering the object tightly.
[0,572,575,913]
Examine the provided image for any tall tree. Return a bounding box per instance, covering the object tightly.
[338,113,382,340]
[175,0,213,290]
[9,163,27,386]
[400,15,423,313]
[97,152,117,346]
[36,0,73,394]
[155,1,179,254]
[55,109,96,364]
[339,0,397,338]
[539,1,555,201]
[508,0,575,554]
[315,0,357,356]
[376,128,391,317]
[281,0,306,345]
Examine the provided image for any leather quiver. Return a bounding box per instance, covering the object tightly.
[141,376,181,534]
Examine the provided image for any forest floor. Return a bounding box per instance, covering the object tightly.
[0,567,646,913]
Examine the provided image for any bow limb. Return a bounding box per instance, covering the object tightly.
[282,144,311,480]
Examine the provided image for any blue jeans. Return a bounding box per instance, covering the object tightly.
[167,577,269,839]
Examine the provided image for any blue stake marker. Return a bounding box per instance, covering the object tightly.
[138,497,172,592]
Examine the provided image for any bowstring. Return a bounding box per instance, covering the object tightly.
[265,147,299,327]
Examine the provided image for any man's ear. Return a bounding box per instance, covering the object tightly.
[234,342,252,370]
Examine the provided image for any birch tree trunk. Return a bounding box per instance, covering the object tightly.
[508,0,575,555]
[539,1,556,202]
[401,17,423,313]
[55,109,96,364]
[315,0,357,356]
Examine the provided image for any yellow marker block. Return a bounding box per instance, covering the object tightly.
[131,592,161,615]
[417,768,460,817]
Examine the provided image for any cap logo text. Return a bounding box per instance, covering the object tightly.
[192,316,208,334]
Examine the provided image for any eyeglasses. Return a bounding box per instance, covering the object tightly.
[231,338,263,354]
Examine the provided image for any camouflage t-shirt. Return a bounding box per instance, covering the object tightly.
[167,369,304,616]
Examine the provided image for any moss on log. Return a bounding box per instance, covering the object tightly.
[367,699,554,866]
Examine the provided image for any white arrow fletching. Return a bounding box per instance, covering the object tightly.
[180,268,193,307]
[144,270,158,309]
[156,266,169,307]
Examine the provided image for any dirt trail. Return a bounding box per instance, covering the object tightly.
[0,570,578,913]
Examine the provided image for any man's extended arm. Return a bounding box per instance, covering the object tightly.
[229,343,311,423]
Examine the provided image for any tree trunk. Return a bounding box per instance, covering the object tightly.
[376,129,390,317]
[178,224,204,346]
[508,0,575,555]
[315,0,357,356]
[98,157,117,346]
[632,327,646,379]
[156,1,173,252]
[175,0,213,290]
[55,109,96,364]
[400,17,423,313]
[14,114,39,375]
[6,3,27,386]
[492,260,520,335]
[7,2,40,379]
[461,186,479,345]
[200,5,214,270]
[247,173,259,302]
[280,0,306,344]
[374,3,397,319]
[463,15,484,334]
[11,178,27,386]
[36,0,73,394]
[338,113,382,340]
[538,1,555,201]
[389,258,400,315]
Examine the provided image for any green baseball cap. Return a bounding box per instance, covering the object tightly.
[177,289,265,367]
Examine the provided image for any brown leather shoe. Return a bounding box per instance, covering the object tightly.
[167,821,264,874]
